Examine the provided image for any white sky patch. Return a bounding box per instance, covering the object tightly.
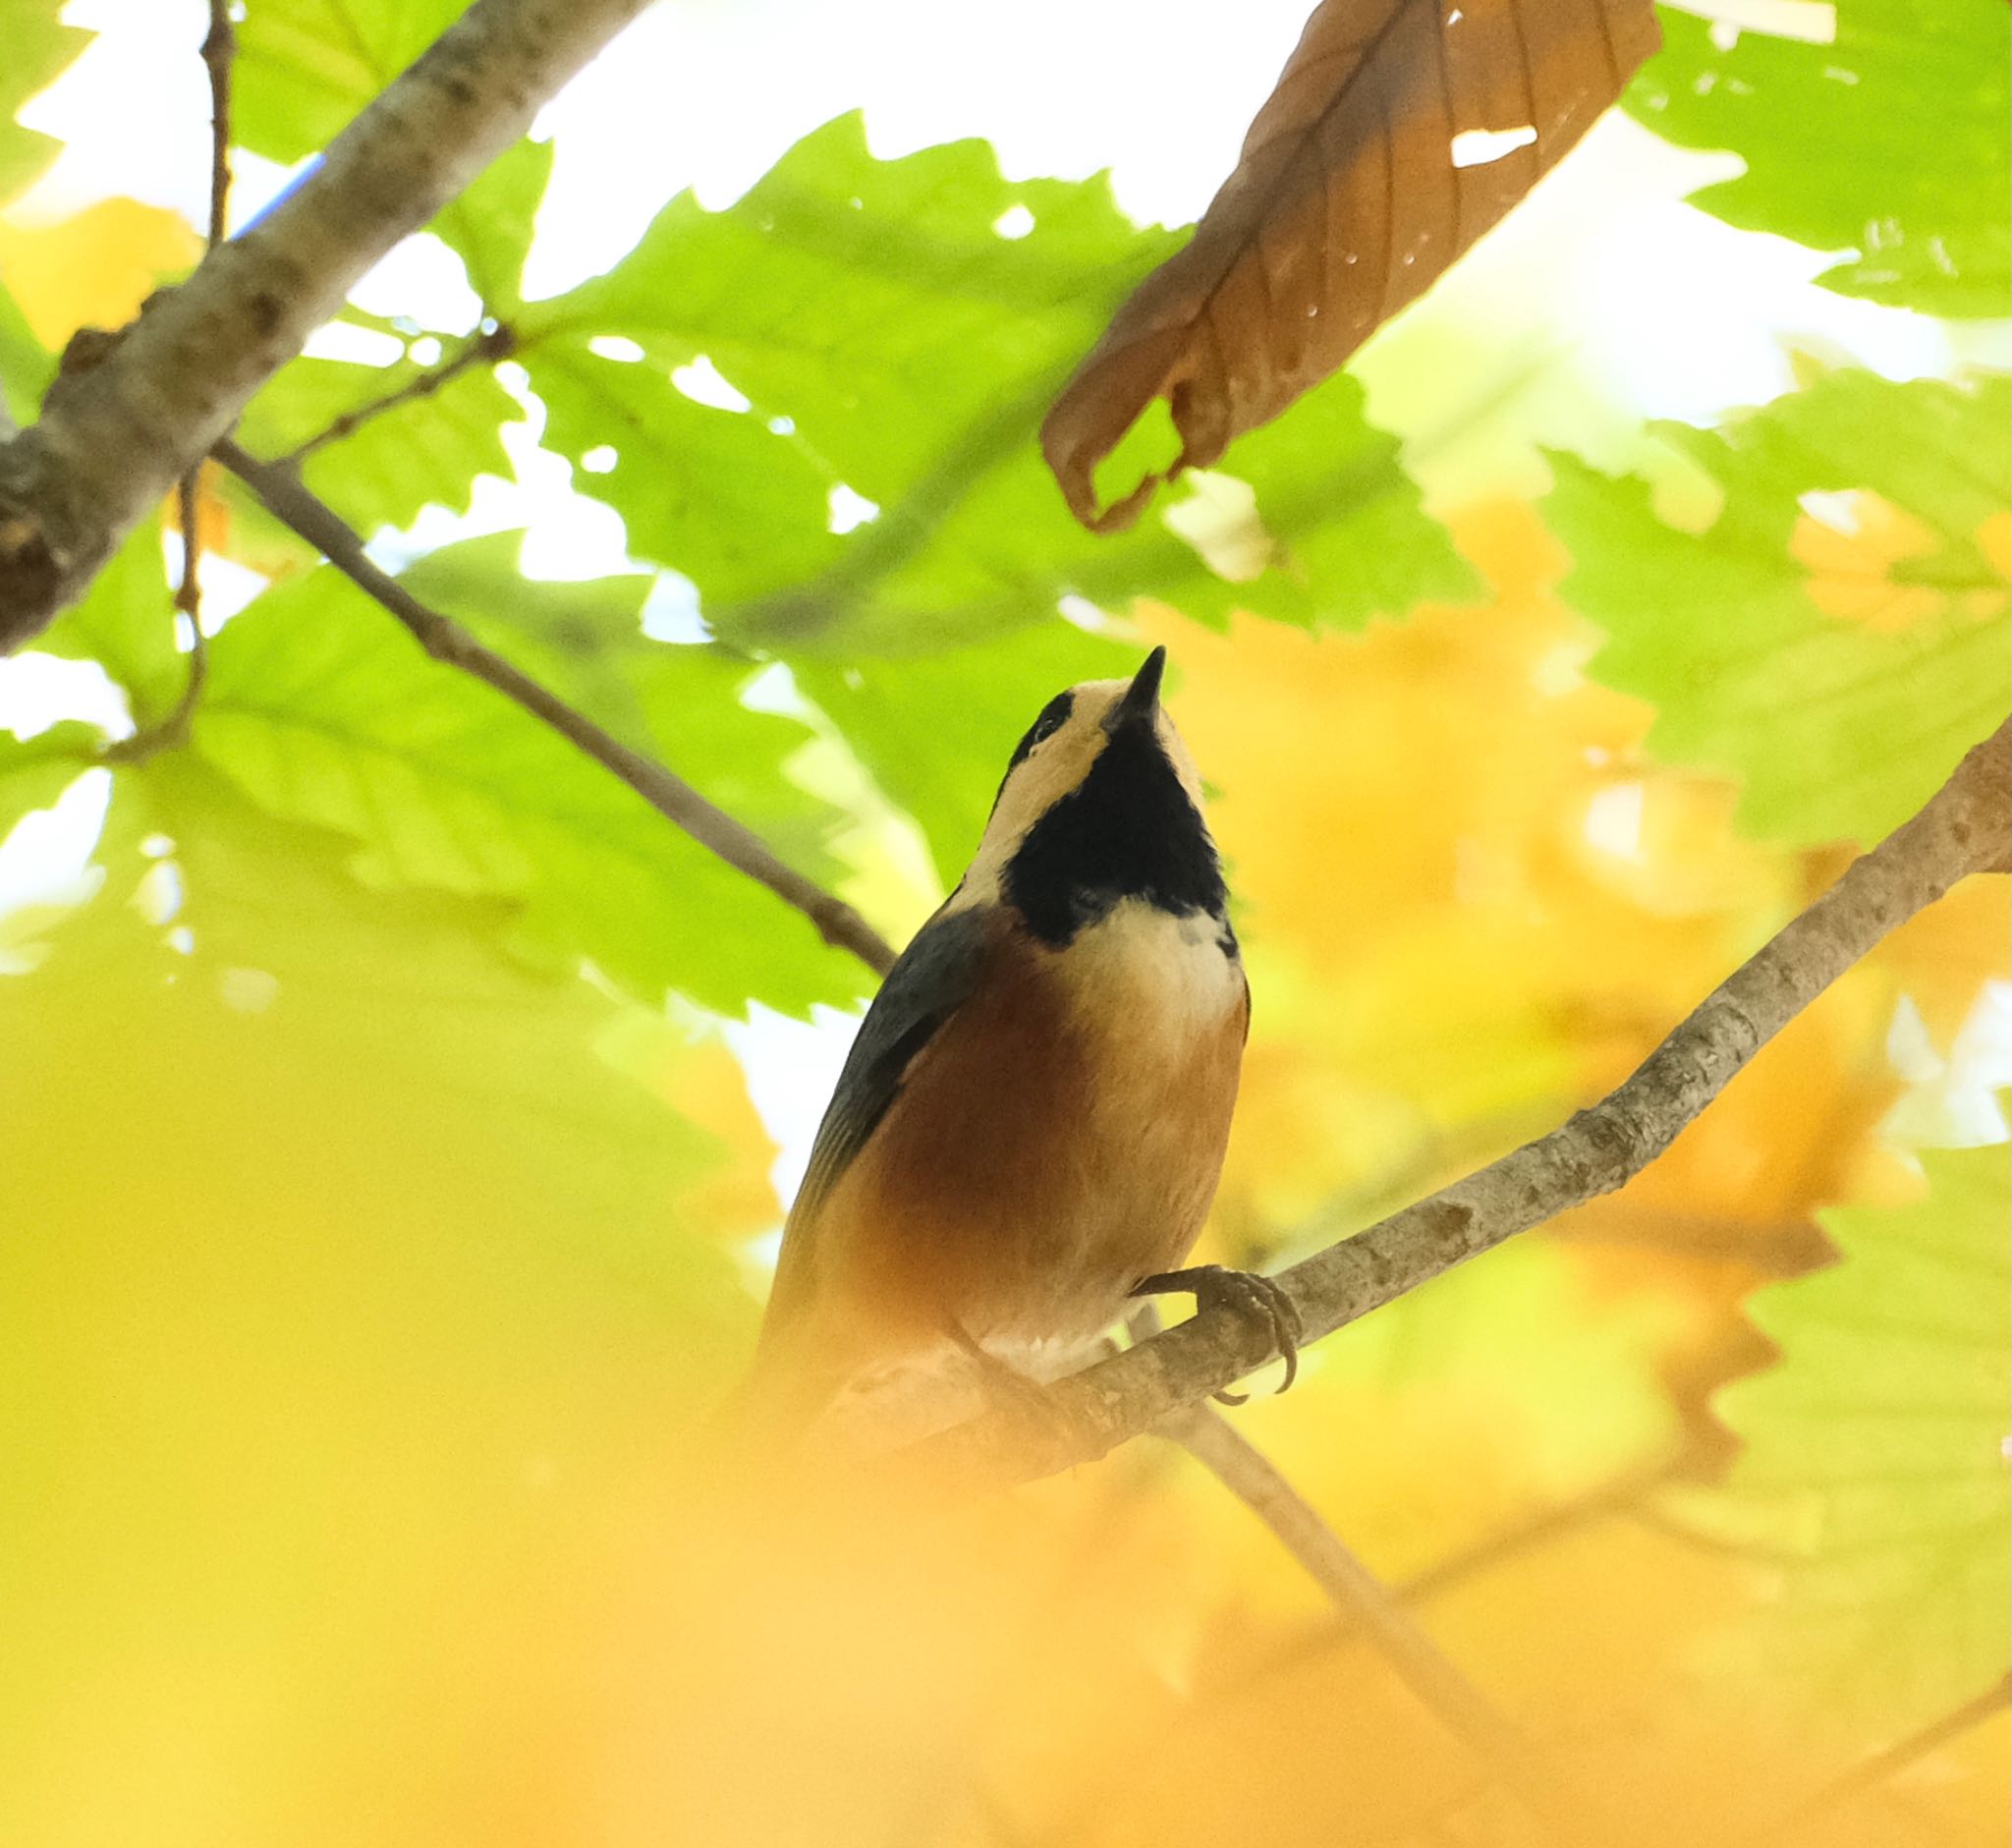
[725,1000,867,1207]
[132,857,182,924]
[1450,125,1537,170]
[347,232,481,334]
[0,767,111,926]
[1161,471,1272,582]
[642,572,706,644]
[1798,487,1864,534]
[1881,984,2012,1149]
[1584,781,1646,861]
[587,334,645,364]
[826,483,880,534]
[0,653,132,741]
[671,356,753,413]
[991,203,1035,239]
[302,321,405,366]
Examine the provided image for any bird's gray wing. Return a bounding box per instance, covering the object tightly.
[760,903,990,1337]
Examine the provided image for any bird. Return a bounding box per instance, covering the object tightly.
[749,646,1299,1442]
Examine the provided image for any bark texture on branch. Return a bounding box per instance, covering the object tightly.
[0,0,652,648]
[914,719,2011,1484]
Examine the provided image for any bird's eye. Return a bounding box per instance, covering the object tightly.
[1006,691,1075,772]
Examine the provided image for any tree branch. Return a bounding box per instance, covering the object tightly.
[213,436,899,979]
[0,0,654,647]
[283,322,517,465]
[1782,1672,2010,1829]
[198,0,235,251]
[1166,1404,1575,1827]
[912,718,2012,1484]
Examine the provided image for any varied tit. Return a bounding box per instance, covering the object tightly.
[752,646,1299,1437]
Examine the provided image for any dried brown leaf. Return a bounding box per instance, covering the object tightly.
[1042,0,1660,531]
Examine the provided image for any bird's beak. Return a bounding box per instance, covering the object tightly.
[1113,645,1166,728]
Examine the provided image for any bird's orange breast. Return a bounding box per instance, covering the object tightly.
[799,902,1247,1376]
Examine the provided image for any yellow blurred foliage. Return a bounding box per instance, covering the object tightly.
[0,194,197,346]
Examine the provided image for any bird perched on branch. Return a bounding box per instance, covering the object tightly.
[750,647,1299,1444]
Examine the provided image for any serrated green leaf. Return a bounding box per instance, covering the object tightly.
[0,722,97,823]
[233,0,466,163]
[435,135,552,312]
[0,3,89,206]
[518,114,1470,653]
[399,531,849,882]
[33,523,182,723]
[0,275,52,428]
[1548,371,2010,847]
[1628,0,2009,316]
[189,561,864,1018]
[1718,1143,2010,1736]
[238,347,519,533]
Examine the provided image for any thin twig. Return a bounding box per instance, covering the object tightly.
[166,462,211,735]
[111,7,232,765]
[199,0,234,248]
[1779,1673,2011,1831]
[178,3,233,730]
[212,435,899,979]
[283,322,517,464]
[1165,1402,1580,1831]
[909,718,2012,1484]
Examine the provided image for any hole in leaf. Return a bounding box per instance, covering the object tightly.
[1450,126,1537,169]
[827,485,880,534]
[587,335,644,364]
[671,357,752,413]
[1162,471,1274,584]
[992,204,1035,240]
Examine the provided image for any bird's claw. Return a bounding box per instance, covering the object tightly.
[1129,1263,1303,1401]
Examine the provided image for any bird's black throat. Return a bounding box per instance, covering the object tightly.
[1004,721,1227,948]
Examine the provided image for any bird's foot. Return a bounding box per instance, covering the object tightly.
[1129,1264,1303,1404]
[941,1316,1078,1441]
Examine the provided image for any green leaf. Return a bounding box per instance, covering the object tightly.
[233,0,467,163]
[1547,370,2010,847]
[0,722,97,825]
[399,531,850,884]
[33,524,183,724]
[519,115,1471,654]
[189,560,864,1018]
[1718,1143,2010,1736]
[0,275,52,429]
[0,3,89,206]
[434,136,553,313]
[238,346,520,532]
[793,620,1140,889]
[1628,0,2010,316]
